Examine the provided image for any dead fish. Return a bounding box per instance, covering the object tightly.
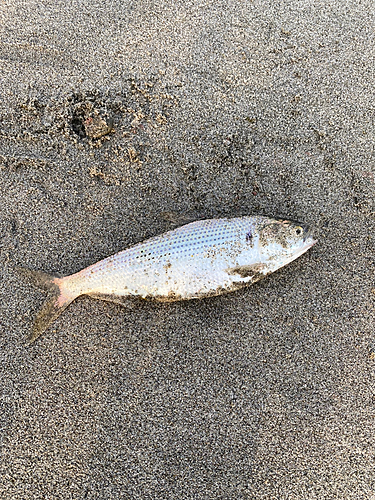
[21,215,317,342]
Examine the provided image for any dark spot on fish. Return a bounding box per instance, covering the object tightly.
[246,230,253,245]
[259,223,289,248]
[227,263,268,279]
[227,266,254,278]
[163,261,172,271]
[193,279,260,299]
[274,218,310,235]
[145,290,183,303]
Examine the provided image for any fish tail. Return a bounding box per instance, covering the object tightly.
[17,268,78,342]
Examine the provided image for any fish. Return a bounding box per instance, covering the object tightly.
[21,215,317,342]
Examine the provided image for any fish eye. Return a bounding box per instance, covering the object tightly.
[295,227,302,235]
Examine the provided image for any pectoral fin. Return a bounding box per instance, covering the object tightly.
[226,263,268,282]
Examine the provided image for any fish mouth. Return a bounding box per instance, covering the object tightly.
[280,233,317,268]
[294,234,317,260]
[301,235,317,252]
[303,225,317,245]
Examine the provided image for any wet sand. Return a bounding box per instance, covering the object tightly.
[1,1,374,498]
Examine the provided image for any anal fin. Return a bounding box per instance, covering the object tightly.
[88,292,136,309]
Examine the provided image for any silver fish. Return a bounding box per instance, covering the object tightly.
[22,215,316,341]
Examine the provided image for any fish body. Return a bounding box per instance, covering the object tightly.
[24,215,316,341]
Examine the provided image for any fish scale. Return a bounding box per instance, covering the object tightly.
[68,217,260,300]
[23,215,316,341]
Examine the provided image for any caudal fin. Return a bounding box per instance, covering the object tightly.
[17,268,77,342]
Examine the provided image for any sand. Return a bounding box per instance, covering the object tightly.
[1,0,374,498]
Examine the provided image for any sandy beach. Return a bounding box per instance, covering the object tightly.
[1,1,374,498]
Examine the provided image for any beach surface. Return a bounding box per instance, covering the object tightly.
[1,1,374,498]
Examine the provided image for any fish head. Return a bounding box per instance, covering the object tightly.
[257,218,317,273]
